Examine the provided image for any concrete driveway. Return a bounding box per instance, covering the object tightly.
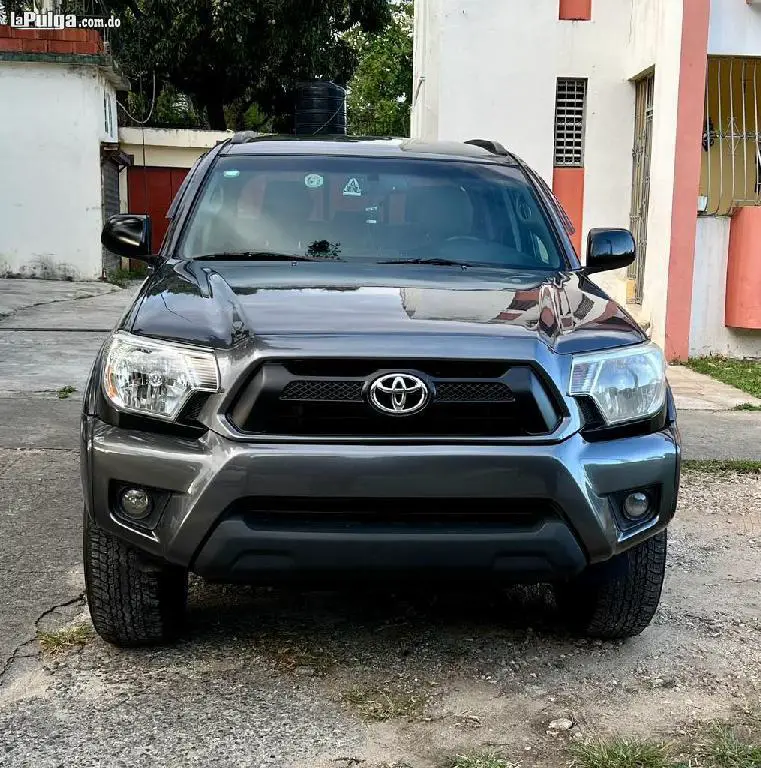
[0,279,759,767]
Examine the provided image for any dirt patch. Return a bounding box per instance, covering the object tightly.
[0,471,759,767]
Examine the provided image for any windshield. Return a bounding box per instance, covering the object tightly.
[179,155,566,269]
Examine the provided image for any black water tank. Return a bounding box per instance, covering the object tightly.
[294,81,347,136]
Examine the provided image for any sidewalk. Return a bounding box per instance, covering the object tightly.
[0,278,118,320]
[668,364,761,411]
[0,279,139,395]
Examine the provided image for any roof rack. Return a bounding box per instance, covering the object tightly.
[464,138,511,157]
[229,130,259,144]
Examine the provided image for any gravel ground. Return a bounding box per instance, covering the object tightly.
[0,470,759,768]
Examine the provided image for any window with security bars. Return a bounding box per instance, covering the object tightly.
[554,78,587,167]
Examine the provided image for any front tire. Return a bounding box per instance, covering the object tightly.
[556,530,667,639]
[84,511,188,647]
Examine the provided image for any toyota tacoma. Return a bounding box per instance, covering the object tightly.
[83,136,680,646]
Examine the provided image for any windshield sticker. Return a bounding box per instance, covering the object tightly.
[223,169,240,178]
[304,173,324,189]
[343,178,362,197]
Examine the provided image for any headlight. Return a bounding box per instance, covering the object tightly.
[103,332,220,421]
[569,342,666,426]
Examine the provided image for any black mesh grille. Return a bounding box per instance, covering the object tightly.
[281,380,364,402]
[435,382,514,402]
[229,359,562,438]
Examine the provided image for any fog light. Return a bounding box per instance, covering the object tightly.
[120,487,152,519]
[623,491,650,520]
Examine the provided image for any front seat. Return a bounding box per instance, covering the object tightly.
[405,185,473,247]
[259,180,316,252]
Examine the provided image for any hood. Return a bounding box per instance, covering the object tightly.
[124,261,646,355]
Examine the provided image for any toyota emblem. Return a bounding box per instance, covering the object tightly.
[368,373,430,416]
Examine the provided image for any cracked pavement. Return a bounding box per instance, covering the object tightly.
[0,280,759,767]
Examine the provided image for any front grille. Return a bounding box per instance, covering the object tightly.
[234,496,555,529]
[228,359,563,439]
[434,382,513,403]
[280,380,364,402]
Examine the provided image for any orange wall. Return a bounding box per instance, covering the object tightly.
[663,0,710,361]
[559,0,592,21]
[552,167,585,256]
[726,207,761,329]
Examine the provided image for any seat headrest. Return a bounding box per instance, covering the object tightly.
[261,180,314,220]
[405,185,473,237]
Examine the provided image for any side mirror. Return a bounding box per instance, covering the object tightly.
[585,228,636,274]
[101,214,154,262]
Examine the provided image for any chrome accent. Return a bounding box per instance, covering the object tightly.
[368,373,430,416]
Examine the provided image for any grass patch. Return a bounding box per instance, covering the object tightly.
[570,739,672,768]
[733,403,761,412]
[693,723,761,768]
[682,459,761,475]
[570,722,761,768]
[446,753,518,768]
[37,623,94,654]
[685,357,761,399]
[57,385,76,400]
[341,682,428,722]
[106,267,148,288]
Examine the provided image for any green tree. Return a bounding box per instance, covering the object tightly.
[101,0,392,130]
[347,0,413,137]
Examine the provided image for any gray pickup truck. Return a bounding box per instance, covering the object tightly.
[82,136,679,646]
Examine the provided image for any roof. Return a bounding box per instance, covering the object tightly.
[220,135,518,165]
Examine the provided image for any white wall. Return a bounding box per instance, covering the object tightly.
[119,127,232,169]
[411,0,689,349]
[0,61,115,279]
[708,0,761,55]
[411,0,635,278]
[691,216,761,357]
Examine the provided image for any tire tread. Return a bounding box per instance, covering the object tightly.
[84,512,187,647]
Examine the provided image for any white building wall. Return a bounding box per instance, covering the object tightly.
[0,61,115,279]
[411,0,688,346]
[690,217,761,357]
[708,0,761,55]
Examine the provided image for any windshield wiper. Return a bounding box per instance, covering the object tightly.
[379,258,472,268]
[194,251,338,262]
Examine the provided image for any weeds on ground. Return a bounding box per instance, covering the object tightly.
[682,459,761,475]
[692,723,761,768]
[105,267,148,287]
[57,385,76,400]
[685,356,761,399]
[37,624,94,654]
[341,682,428,722]
[733,403,761,412]
[446,752,519,768]
[569,739,672,768]
[255,633,336,676]
[570,722,761,768]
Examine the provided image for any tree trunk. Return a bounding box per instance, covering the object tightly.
[205,99,227,130]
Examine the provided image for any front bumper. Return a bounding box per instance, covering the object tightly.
[82,418,680,582]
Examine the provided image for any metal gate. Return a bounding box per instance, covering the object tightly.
[101,158,122,276]
[701,57,761,216]
[629,74,654,304]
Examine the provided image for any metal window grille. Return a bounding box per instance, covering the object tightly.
[554,78,587,167]
[702,57,761,216]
